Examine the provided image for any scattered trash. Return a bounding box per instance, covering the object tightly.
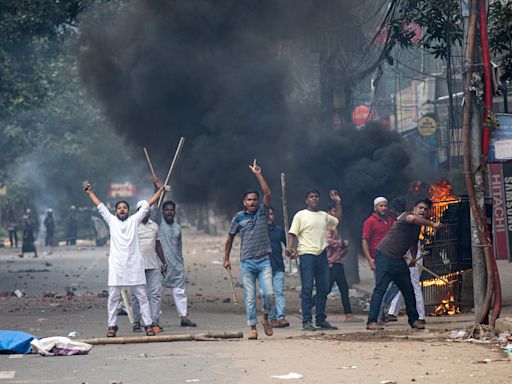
[211,260,222,265]
[110,381,123,384]
[222,298,231,303]
[0,330,36,354]
[501,343,512,358]
[270,372,303,380]
[8,355,23,359]
[185,380,200,383]
[449,330,467,339]
[97,290,109,298]
[67,331,78,338]
[43,291,56,298]
[340,366,357,369]
[30,337,93,356]
[380,381,397,384]
[139,353,151,358]
[14,289,25,298]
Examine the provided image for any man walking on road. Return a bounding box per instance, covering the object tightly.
[366,198,441,330]
[83,180,164,337]
[287,189,342,331]
[224,160,274,340]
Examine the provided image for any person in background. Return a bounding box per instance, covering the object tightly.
[267,207,289,328]
[8,221,18,248]
[325,205,362,322]
[19,214,37,258]
[66,206,78,245]
[44,209,55,247]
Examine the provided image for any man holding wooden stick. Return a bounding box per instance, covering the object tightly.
[82,180,165,337]
[150,177,197,328]
[224,160,274,340]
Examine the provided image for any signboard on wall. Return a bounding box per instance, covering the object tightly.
[489,163,512,261]
[488,113,512,162]
[108,182,136,199]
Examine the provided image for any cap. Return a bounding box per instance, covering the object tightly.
[373,197,388,206]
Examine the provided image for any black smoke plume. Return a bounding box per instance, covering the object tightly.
[78,0,418,229]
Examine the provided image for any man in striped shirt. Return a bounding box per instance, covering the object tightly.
[224,160,274,340]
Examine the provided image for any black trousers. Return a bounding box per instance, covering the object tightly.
[328,263,352,314]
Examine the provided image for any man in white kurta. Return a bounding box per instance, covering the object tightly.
[83,180,164,336]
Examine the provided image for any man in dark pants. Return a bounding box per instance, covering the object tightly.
[366,198,441,330]
[288,189,342,331]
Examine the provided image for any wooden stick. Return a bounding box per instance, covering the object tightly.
[158,137,186,208]
[120,288,134,324]
[281,173,299,276]
[227,268,238,304]
[76,331,243,345]
[143,147,157,178]
[420,265,455,285]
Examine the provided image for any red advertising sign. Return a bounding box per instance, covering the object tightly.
[490,163,512,260]
[352,105,372,126]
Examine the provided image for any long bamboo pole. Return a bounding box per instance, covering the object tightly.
[157,137,186,208]
[77,331,243,345]
[143,147,157,178]
[462,0,494,325]
[281,173,299,275]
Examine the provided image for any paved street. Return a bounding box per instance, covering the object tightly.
[0,229,511,383]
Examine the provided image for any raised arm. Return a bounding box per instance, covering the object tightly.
[329,190,342,221]
[405,214,442,228]
[147,185,166,206]
[249,159,271,208]
[82,181,102,206]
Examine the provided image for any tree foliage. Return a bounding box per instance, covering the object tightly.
[385,0,463,60]
[489,0,512,82]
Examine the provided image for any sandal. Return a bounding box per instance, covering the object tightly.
[107,325,118,337]
[145,325,155,336]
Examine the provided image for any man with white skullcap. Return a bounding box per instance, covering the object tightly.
[362,197,397,323]
[361,197,394,271]
[130,201,168,334]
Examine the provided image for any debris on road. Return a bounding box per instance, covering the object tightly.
[30,336,93,356]
[270,372,303,380]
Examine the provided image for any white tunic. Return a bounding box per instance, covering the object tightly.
[97,201,149,286]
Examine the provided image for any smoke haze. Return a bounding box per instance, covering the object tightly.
[78,0,421,233]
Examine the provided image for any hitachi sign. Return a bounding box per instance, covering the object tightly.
[492,173,506,232]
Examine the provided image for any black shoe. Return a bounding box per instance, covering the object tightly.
[181,318,197,327]
[315,320,338,330]
[132,321,142,332]
[386,314,398,322]
[117,307,128,316]
[302,321,319,331]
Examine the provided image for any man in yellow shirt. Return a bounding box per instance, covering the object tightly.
[288,189,342,331]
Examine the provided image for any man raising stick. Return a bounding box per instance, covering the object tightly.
[83,180,165,337]
[224,160,274,340]
[288,189,342,331]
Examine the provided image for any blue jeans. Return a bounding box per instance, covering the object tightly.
[300,251,329,324]
[367,251,419,326]
[374,270,400,322]
[240,256,274,326]
[269,271,286,321]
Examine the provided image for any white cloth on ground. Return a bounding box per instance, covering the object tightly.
[108,285,152,326]
[97,201,150,286]
[388,244,425,320]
